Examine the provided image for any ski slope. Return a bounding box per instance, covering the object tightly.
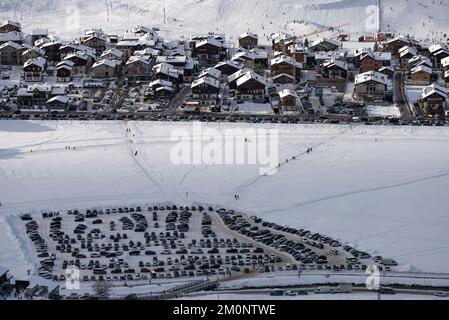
[1,0,448,42]
[1,120,449,276]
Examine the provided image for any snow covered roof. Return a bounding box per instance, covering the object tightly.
[289,42,307,53]
[379,66,395,73]
[64,51,90,62]
[23,46,45,57]
[411,65,432,75]
[271,55,302,68]
[57,60,75,68]
[0,31,22,43]
[272,73,294,81]
[355,71,389,86]
[31,28,48,36]
[155,86,174,92]
[92,59,121,69]
[228,68,250,83]
[196,38,223,48]
[239,32,258,40]
[442,56,449,69]
[149,79,172,88]
[199,67,221,79]
[360,50,392,61]
[315,51,339,61]
[47,95,70,104]
[399,46,417,58]
[387,35,410,44]
[0,41,21,50]
[156,55,187,64]
[215,60,245,71]
[117,40,141,47]
[101,48,124,59]
[40,41,61,49]
[1,20,20,28]
[271,32,292,43]
[310,38,341,49]
[409,55,433,68]
[126,55,151,65]
[51,87,66,95]
[429,43,449,54]
[24,57,46,69]
[152,63,182,77]
[236,70,267,87]
[192,76,220,89]
[421,84,448,99]
[278,89,298,99]
[134,47,160,57]
[366,105,401,118]
[323,59,347,70]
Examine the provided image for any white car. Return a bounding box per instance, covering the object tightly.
[434,291,447,298]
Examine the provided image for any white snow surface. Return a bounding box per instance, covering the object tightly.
[1,1,449,42]
[1,120,449,276]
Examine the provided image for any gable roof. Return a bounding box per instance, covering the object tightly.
[0,41,21,50]
[271,54,302,68]
[24,57,46,69]
[92,59,121,69]
[411,65,432,75]
[228,68,250,83]
[199,67,221,79]
[239,32,258,40]
[153,62,182,78]
[1,20,20,28]
[149,79,172,88]
[196,38,222,49]
[409,55,432,68]
[236,70,267,87]
[191,76,220,89]
[279,89,298,99]
[101,48,124,59]
[0,31,22,43]
[47,95,70,104]
[355,71,390,86]
[323,59,347,71]
[310,38,341,49]
[421,83,448,99]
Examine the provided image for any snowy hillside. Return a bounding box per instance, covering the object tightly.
[1,121,449,275]
[0,0,448,41]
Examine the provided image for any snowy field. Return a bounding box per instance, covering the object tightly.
[1,0,449,42]
[1,120,449,278]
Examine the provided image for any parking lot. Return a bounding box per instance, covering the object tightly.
[17,204,399,293]
[19,205,291,288]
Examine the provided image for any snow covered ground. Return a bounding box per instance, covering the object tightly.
[1,120,449,277]
[1,1,449,42]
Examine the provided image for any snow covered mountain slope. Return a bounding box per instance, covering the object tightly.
[0,0,448,41]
